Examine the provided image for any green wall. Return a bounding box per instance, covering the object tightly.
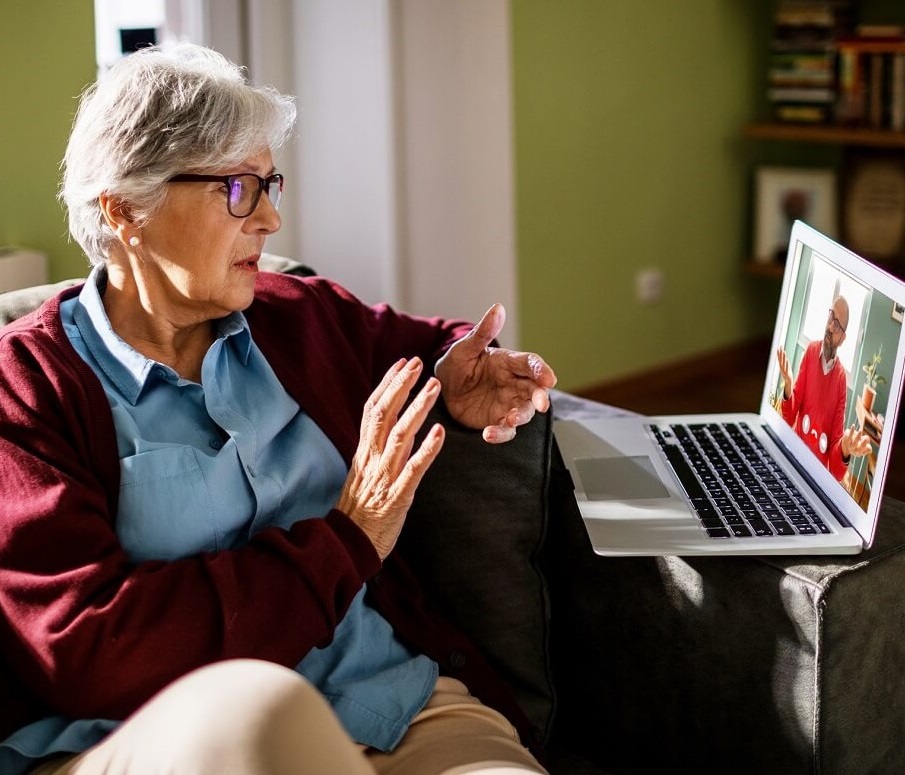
[511,1,781,393]
[1,0,96,281]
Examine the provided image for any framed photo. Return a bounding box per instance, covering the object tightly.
[842,151,905,266]
[894,301,904,323]
[754,166,838,264]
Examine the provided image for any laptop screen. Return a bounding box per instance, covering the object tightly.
[763,220,905,546]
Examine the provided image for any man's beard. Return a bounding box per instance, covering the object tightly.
[822,332,836,362]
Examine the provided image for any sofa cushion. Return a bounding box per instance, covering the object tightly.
[0,279,82,326]
[400,401,556,745]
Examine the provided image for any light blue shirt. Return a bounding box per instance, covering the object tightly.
[0,267,437,774]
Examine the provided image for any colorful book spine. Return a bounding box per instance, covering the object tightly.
[834,38,905,129]
[768,1,848,124]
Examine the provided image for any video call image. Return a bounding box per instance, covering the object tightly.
[769,242,903,513]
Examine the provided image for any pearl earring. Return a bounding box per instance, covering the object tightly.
[129,236,140,247]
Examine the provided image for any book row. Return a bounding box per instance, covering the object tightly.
[767,40,905,130]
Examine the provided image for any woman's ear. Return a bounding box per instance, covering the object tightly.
[99,193,138,246]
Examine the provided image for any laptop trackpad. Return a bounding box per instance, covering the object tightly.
[575,456,670,500]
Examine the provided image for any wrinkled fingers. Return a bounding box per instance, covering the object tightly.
[383,377,443,490]
[360,358,425,450]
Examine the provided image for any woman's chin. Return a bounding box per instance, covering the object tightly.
[221,276,258,311]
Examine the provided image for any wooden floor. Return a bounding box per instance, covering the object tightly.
[575,337,905,503]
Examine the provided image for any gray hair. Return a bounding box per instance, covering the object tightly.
[60,43,297,266]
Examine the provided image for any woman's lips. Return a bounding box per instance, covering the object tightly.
[234,256,259,271]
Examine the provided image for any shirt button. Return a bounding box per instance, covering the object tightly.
[449,650,466,669]
[209,439,223,450]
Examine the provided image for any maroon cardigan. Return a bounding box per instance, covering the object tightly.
[0,271,539,755]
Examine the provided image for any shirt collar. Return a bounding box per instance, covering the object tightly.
[72,265,252,404]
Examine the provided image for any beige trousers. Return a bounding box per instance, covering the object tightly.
[31,659,546,775]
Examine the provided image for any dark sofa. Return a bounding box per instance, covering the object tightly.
[2,256,904,774]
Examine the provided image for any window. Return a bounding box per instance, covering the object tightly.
[801,255,868,375]
[94,0,208,74]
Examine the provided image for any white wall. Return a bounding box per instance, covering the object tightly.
[392,0,519,342]
[290,0,400,306]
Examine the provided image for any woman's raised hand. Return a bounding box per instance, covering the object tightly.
[336,357,445,560]
[435,304,557,443]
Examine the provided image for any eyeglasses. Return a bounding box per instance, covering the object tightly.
[827,308,847,335]
[168,172,284,218]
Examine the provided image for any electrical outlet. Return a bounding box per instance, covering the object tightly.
[635,268,664,303]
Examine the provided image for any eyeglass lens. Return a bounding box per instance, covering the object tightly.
[227,174,283,217]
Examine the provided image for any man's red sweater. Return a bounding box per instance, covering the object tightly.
[781,339,849,480]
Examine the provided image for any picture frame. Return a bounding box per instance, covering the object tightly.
[842,151,905,267]
[754,166,838,264]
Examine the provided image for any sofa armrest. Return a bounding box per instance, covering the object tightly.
[547,445,905,774]
[540,392,905,773]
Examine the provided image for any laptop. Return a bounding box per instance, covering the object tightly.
[553,220,905,556]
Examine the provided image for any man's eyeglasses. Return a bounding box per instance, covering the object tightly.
[168,173,284,218]
[827,308,847,335]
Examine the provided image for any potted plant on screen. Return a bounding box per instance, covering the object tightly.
[861,343,887,413]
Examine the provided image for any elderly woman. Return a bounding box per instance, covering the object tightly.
[0,44,556,774]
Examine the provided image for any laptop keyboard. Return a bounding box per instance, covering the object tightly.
[650,421,831,539]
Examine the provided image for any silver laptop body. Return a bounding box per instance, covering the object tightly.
[554,221,905,556]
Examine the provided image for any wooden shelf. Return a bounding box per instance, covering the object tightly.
[743,122,905,149]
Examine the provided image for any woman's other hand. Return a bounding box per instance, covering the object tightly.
[336,358,445,560]
[434,303,557,444]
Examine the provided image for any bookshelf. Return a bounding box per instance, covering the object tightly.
[744,2,905,278]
